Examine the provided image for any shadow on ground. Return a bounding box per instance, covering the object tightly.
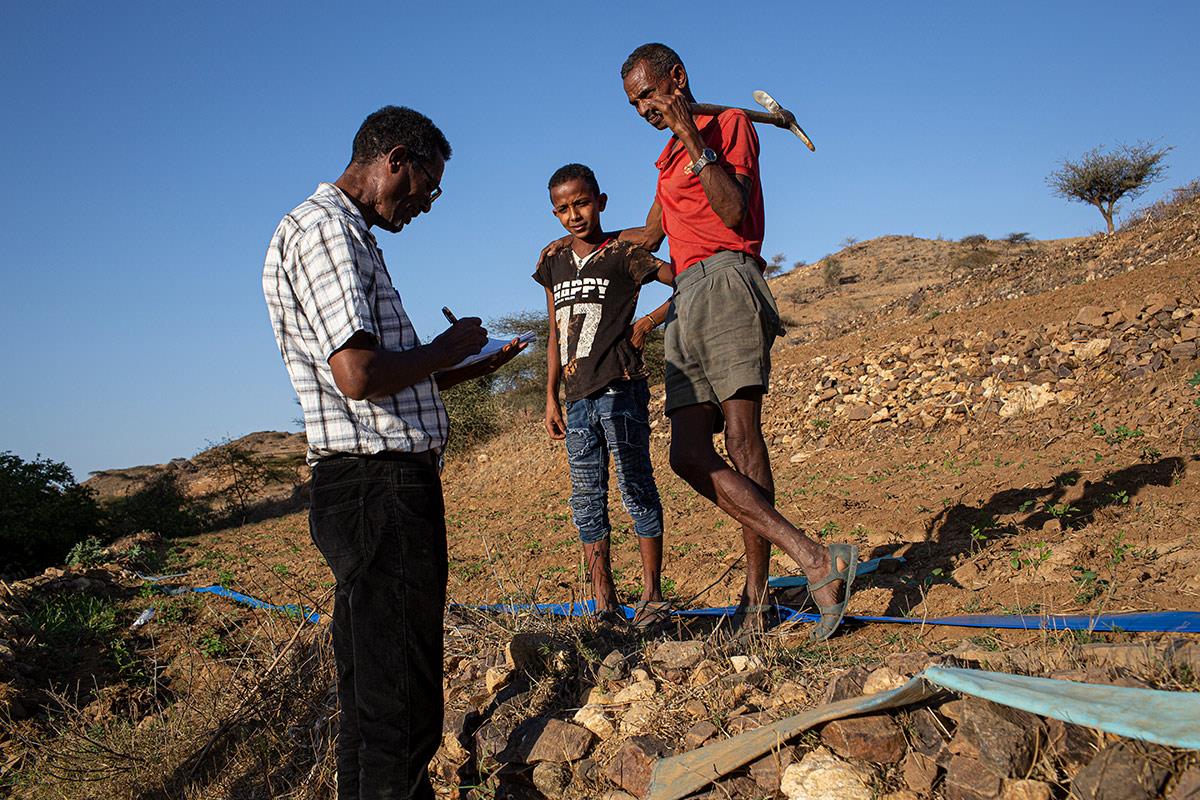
[876,456,1188,618]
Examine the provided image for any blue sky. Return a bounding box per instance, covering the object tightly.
[2,2,1198,478]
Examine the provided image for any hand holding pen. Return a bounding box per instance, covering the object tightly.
[436,306,528,373]
[430,306,487,367]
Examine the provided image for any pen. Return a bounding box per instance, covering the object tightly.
[441,306,458,324]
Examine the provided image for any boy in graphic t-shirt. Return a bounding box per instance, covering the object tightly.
[533,163,675,628]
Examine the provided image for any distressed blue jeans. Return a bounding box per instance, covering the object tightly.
[565,379,664,544]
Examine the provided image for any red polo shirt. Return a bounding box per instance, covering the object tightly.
[655,109,765,275]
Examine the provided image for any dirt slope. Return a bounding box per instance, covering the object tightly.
[4,193,1198,799]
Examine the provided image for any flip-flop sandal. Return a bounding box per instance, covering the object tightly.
[719,604,782,646]
[631,600,672,629]
[594,608,630,630]
[807,543,860,643]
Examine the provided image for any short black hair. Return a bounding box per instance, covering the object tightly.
[620,43,684,80]
[548,163,601,197]
[350,105,452,166]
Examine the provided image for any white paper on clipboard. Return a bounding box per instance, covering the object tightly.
[447,331,536,371]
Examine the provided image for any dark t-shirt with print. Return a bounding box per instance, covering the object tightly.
[533,239,660,402]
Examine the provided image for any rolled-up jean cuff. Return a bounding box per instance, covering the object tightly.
[578,527,611,545]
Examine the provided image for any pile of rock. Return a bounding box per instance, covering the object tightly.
[433,627,1200,799]
[832,196,1200,346]
[939,195,1199,314]
[772,294,1197,435]
[435,631,820,798]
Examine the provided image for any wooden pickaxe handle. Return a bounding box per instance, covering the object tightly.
[690,103,787,126]
[689,90,816,152]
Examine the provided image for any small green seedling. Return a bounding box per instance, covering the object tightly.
[1072,566,1109,604]
[1105,425,1144,444]
[1010,541,1052,570]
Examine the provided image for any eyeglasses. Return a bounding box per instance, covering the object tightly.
[413,159,443,205]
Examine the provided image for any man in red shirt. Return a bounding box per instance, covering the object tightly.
[620,43,857,641]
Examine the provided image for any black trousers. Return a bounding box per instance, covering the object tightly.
[309,454,447,800]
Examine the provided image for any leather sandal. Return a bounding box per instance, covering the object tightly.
[595,608,629,630]
[722,604,782,644]
[631,599,672,629]
[807,543,860,643]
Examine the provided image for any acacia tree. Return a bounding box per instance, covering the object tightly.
[1047,142,1170,234]
[766,252,787,277]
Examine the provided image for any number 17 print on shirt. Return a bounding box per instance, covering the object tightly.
[532,240,660,402]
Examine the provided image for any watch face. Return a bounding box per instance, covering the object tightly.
[691,148,718,175]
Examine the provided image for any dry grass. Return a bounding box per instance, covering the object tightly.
[3,578,338,800]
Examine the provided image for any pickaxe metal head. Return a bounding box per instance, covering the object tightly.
[752,90,816,152]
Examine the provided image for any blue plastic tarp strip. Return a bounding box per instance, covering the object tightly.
[456,600,1200,633]
[772,609,1200,632]
[922,665,1200,749]
[466,600,606,618]
[673,607,1200,633]
[174,584,320,623]
[766,556,904,589]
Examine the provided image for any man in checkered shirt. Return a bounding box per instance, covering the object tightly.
[264,106,524,799]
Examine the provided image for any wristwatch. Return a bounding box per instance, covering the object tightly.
[690,147,719,176]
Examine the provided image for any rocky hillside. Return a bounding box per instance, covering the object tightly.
[2,189,1198,799]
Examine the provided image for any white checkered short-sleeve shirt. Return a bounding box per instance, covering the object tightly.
[263,183,448,463]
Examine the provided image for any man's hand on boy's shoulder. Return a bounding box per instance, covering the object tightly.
[630,316,656,350]
[545,397,567,440]
[536,234,574,268]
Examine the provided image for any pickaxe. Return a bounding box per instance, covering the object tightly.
[691,90,816,152]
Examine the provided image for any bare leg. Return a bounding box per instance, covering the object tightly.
[630,535,668,626]
[722,389,774,614]
[582,539,620,612]
[668,403,844,610]
[637,536,664,604]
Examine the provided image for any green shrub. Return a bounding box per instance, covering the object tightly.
[954,247,997,271]
[641,328,666,386]
[821,256,843,288]
[0,451,102,576]
[960,233,989,249]
[66,536,106,568]
[442,377,503,455]
[489,309,552,415]
[102,471,211,539]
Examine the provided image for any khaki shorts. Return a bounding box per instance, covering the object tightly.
[663,251,783,418]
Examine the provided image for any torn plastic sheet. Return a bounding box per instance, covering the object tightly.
[922,666,1200,749]
[129,607,156,629]
[646,666,1200,800]
[133,571,189,583]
